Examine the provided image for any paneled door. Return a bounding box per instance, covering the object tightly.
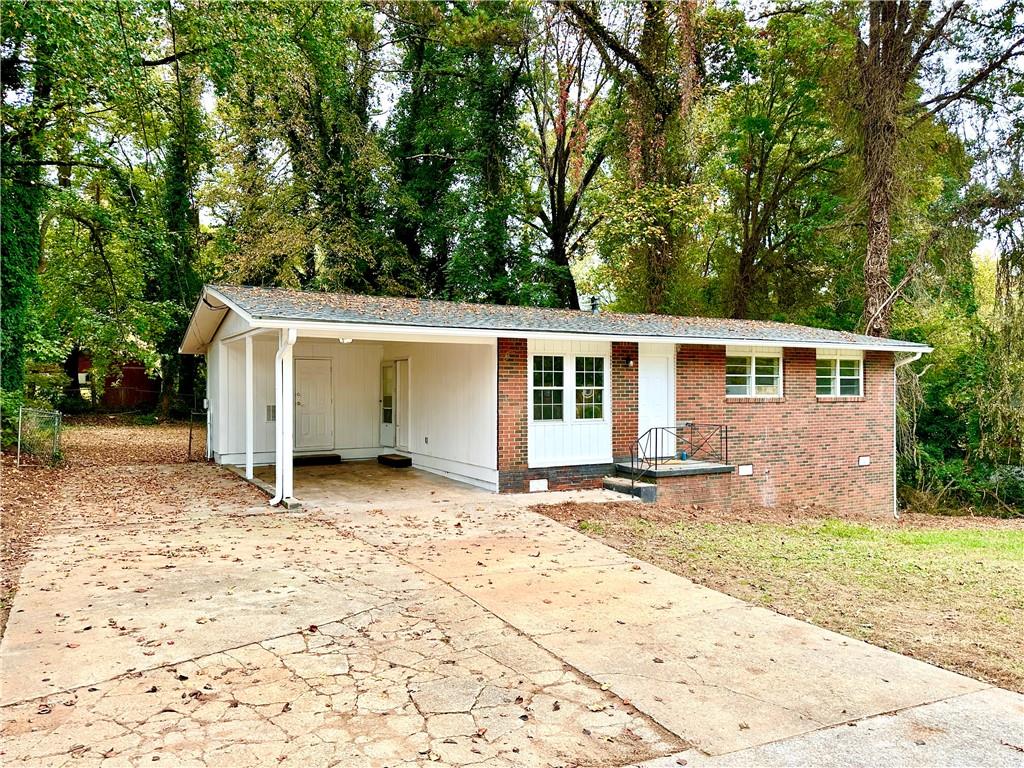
[638,353,674,458]
[294,358,334,451]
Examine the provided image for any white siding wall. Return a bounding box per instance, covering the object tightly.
[214,335,383,464]
[382,341,497,487]
[528,338,612,468]
[206,338,221,455]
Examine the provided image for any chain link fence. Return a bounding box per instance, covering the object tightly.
[16,406,63,467]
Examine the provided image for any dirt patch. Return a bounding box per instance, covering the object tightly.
[1,422,255,639]
[534,500,1024,693]
[61,417,206,466]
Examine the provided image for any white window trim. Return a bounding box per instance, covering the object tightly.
[816,348,864,398]
[531,354,566,422]
[573,355,607,422]
[529,353,610,424]
[725,345,783,398]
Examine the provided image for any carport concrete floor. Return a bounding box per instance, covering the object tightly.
[2,463,1022,767]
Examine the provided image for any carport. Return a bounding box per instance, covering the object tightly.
[181,285,500,506]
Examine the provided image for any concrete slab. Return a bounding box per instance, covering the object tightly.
[0,514,431,705]
[639,687,1024,768]
[306,482,998,757]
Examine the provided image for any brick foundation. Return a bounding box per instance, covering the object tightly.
[675,346,895,516]
[498,463,613,493]
[657,473,734,513]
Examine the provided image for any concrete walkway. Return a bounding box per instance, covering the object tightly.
[2,463,1022,767]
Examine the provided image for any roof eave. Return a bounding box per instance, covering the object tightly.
[242,315,931,354]
[178,287,255,354]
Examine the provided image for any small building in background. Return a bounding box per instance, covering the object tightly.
[77,357,161,411]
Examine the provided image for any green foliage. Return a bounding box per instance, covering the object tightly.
[1,0,1020,519]
[0,389,24,448]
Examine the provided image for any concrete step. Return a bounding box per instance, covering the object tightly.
[603,475,657,503]
[614,459,734,479]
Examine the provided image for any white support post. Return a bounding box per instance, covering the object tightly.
[269,328,297,506]
[271,330,285,505]
[244,335,254,480]
[282,329,297,500]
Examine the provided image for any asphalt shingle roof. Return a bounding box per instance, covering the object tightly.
[207,284,928,351]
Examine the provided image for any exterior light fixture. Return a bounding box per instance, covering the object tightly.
[339,338,353,344]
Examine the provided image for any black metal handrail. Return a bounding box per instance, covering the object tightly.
[629,422,729,489]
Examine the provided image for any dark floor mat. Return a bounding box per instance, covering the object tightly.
[293,454,342,467]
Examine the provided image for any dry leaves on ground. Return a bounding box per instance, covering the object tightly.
[1,421,261,638]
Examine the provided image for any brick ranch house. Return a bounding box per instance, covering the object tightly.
[180,285,930,515]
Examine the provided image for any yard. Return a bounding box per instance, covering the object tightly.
[2,421,1022,766]
[534,500,1024,694]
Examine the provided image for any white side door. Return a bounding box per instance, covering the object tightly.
[395,359,410,450]
[294,358,334,451]
[380,362,396,448]
[638,353,674,458]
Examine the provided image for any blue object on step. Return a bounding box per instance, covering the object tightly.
[679,451,688,461]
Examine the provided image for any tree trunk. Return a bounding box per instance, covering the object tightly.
[732,243,757,320]
[859,82,899,337]
[0,41,52,394]
[62,344,85,403]
[548,236,581,310]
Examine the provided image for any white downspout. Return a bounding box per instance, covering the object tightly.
[269,328,297,505]
[892,350,925,519]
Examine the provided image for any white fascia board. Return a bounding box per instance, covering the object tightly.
[178,287,258,354]
[205,286,256,324]
[247,316,932,354]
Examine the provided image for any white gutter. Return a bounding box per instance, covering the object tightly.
[892,350,925,519]
[269,328,297,506]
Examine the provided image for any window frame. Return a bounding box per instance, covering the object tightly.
[531,354,565,422]
[529,352,609,424]
[574,356,605,420]
[724,347,784,398]
[816,349,864,398]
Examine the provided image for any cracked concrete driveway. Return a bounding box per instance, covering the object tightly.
[2,462,1022,767]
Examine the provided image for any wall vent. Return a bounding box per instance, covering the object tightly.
[266,404,276,422]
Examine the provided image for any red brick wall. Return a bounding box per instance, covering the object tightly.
[611,342,639,459]
[675,345,895,516]
[496,338,528,487]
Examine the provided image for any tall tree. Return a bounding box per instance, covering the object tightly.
[844,0,1023,336]
[718,13,847,320]
[524,5,610,309]
[563,0,700,312]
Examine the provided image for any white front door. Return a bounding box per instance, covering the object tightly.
[294,358,334,451]
[395,359,409,450]
[639,353,674,457]
[380,362,396,448]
